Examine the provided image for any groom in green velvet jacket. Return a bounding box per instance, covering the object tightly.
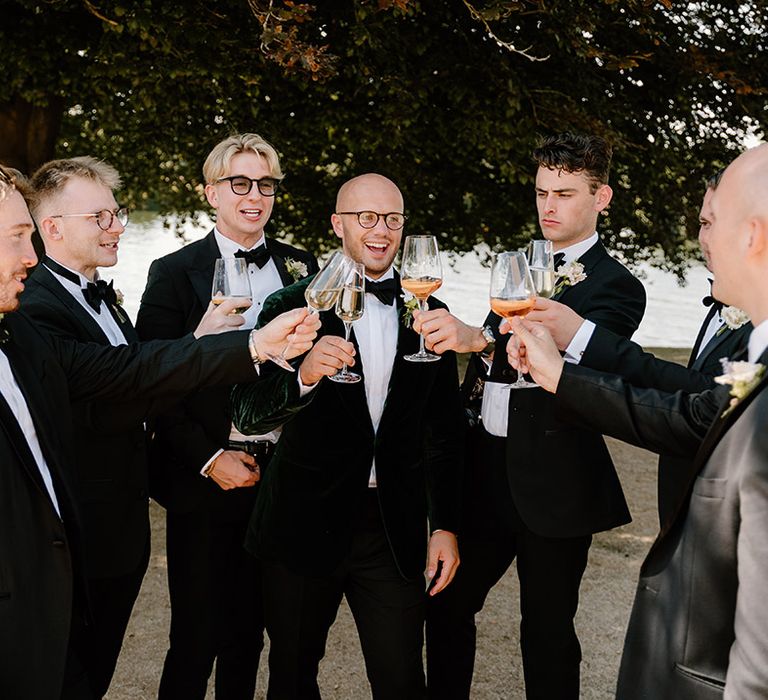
[231,173,464,699]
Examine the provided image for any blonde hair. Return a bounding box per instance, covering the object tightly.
[0,165,30,204]
[30,156,122,220]
[202,133,283,184]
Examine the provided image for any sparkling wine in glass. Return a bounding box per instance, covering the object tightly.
[528,239,556,299]
[265,250,351,372]
[489,251,538,389]
[401,235,443,363]
[211,258,252,314]
[329,261,365,384]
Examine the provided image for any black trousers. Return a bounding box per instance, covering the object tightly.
[260,490,426,700]
[426,430,592,700]
[158,502,265,700]
[81,536,150,698]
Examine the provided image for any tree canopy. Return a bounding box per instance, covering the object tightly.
[1,0,766,274]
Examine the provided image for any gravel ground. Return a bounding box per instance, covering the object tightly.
[108,348,687,699]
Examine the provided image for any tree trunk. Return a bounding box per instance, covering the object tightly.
[0,96,64,175]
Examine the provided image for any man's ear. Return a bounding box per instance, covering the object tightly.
[745,215,768,259]
[204,183,218,209]
[330,213,344,241]
[38,216,62,241]
[595,184,613,213]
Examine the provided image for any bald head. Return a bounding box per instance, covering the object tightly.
[335,174,403,212]
[708,143,768,321]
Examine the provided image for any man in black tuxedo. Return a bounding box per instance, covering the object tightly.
[507,142,768,699]
[0,165,319,700]
[520,170,751,528]
[416,133,646,698]
[230,173,464,698]
[21,156,250,698]
[136,133,318,699]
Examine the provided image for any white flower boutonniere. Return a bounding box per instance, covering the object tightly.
[114,288,125,307]
[400,291,420,328]
[285,258,309,282]
[111,288,127,323]
[715,359,766,416]
[717,306,749,335]
[552,260,587,296]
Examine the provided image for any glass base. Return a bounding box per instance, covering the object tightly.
[265,353,296,373]
[404,351,441,363]
[328,370,361,383]
[503,378,539,389]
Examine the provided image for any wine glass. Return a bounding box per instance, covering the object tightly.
[211,258,252,314]
[401,235,443,363]
[527,239,555,299]
[265,250,351,371]
[329,261,365,384]
[489,251,538,389]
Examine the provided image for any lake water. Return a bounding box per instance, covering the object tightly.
[110,215,711,348]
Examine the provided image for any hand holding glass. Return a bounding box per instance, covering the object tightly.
[329,261,365,384]
[489,251,538,389]
[265,251,351,371]
[211,258,252,314]
[401,235,443,363]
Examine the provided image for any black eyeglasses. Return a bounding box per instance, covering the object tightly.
[217,175,280,197]
[50,207,129,231]
[336,211,407,230]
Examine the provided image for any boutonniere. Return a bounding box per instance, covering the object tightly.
[715,359,766,416]
[553,260,587,296]
[111,287,127,323]
[400,291,420,328]
[0,312,8,345]
[717,306,749,335]
[284,258,309,282]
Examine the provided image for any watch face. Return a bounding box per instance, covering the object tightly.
[483,326,495,344]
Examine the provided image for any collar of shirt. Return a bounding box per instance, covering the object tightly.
[748,318,768,364]
[555,232,599,265]
[213,228,266,258]
[45,259,127,346]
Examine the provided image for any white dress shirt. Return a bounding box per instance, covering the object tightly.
[202,230,283,474]
[299,267,399,487]
[482,233,600,437]
[696,308,726,359]
[748,318,768,364]
[45,259,128,347]
[0,350,62,518]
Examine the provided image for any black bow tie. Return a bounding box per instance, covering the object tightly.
[83,279,117,314]
[234,246,271,269]
[366,278,397,306]
[553,252,566,270]
[702,295,724,313]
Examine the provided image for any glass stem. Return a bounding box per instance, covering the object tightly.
[340,321,352,375]
[279,305,316,360]
[418,299,428,355]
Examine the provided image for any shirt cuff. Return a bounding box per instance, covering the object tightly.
[563,320,596,365]
[297,373,320,397]
[200,448,224,477]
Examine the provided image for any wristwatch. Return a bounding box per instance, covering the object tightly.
[480,325,496,357]
[248,329,265,365]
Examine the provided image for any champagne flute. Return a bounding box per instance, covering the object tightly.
[211,258,252,313]
[489,251,538,389]
[527,239,555,299]
[401,235,443,363]
[329,261,365,384]
[265,251,351,371]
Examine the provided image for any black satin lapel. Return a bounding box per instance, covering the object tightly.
[1,343,64,490]
[187,264,216,309]
[0,388,49,497]
[688,306,719,368]
[692,325,734,372]
[267,243,295,287]
[108,303,138,342]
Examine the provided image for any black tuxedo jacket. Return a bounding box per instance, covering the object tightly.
[135,231,318,514]
[0,314,259,700]
[579,308,751,527]
[469,240,646,537]
[20,264,151,580]
[555,348,768,699]
[230,275,464,581]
